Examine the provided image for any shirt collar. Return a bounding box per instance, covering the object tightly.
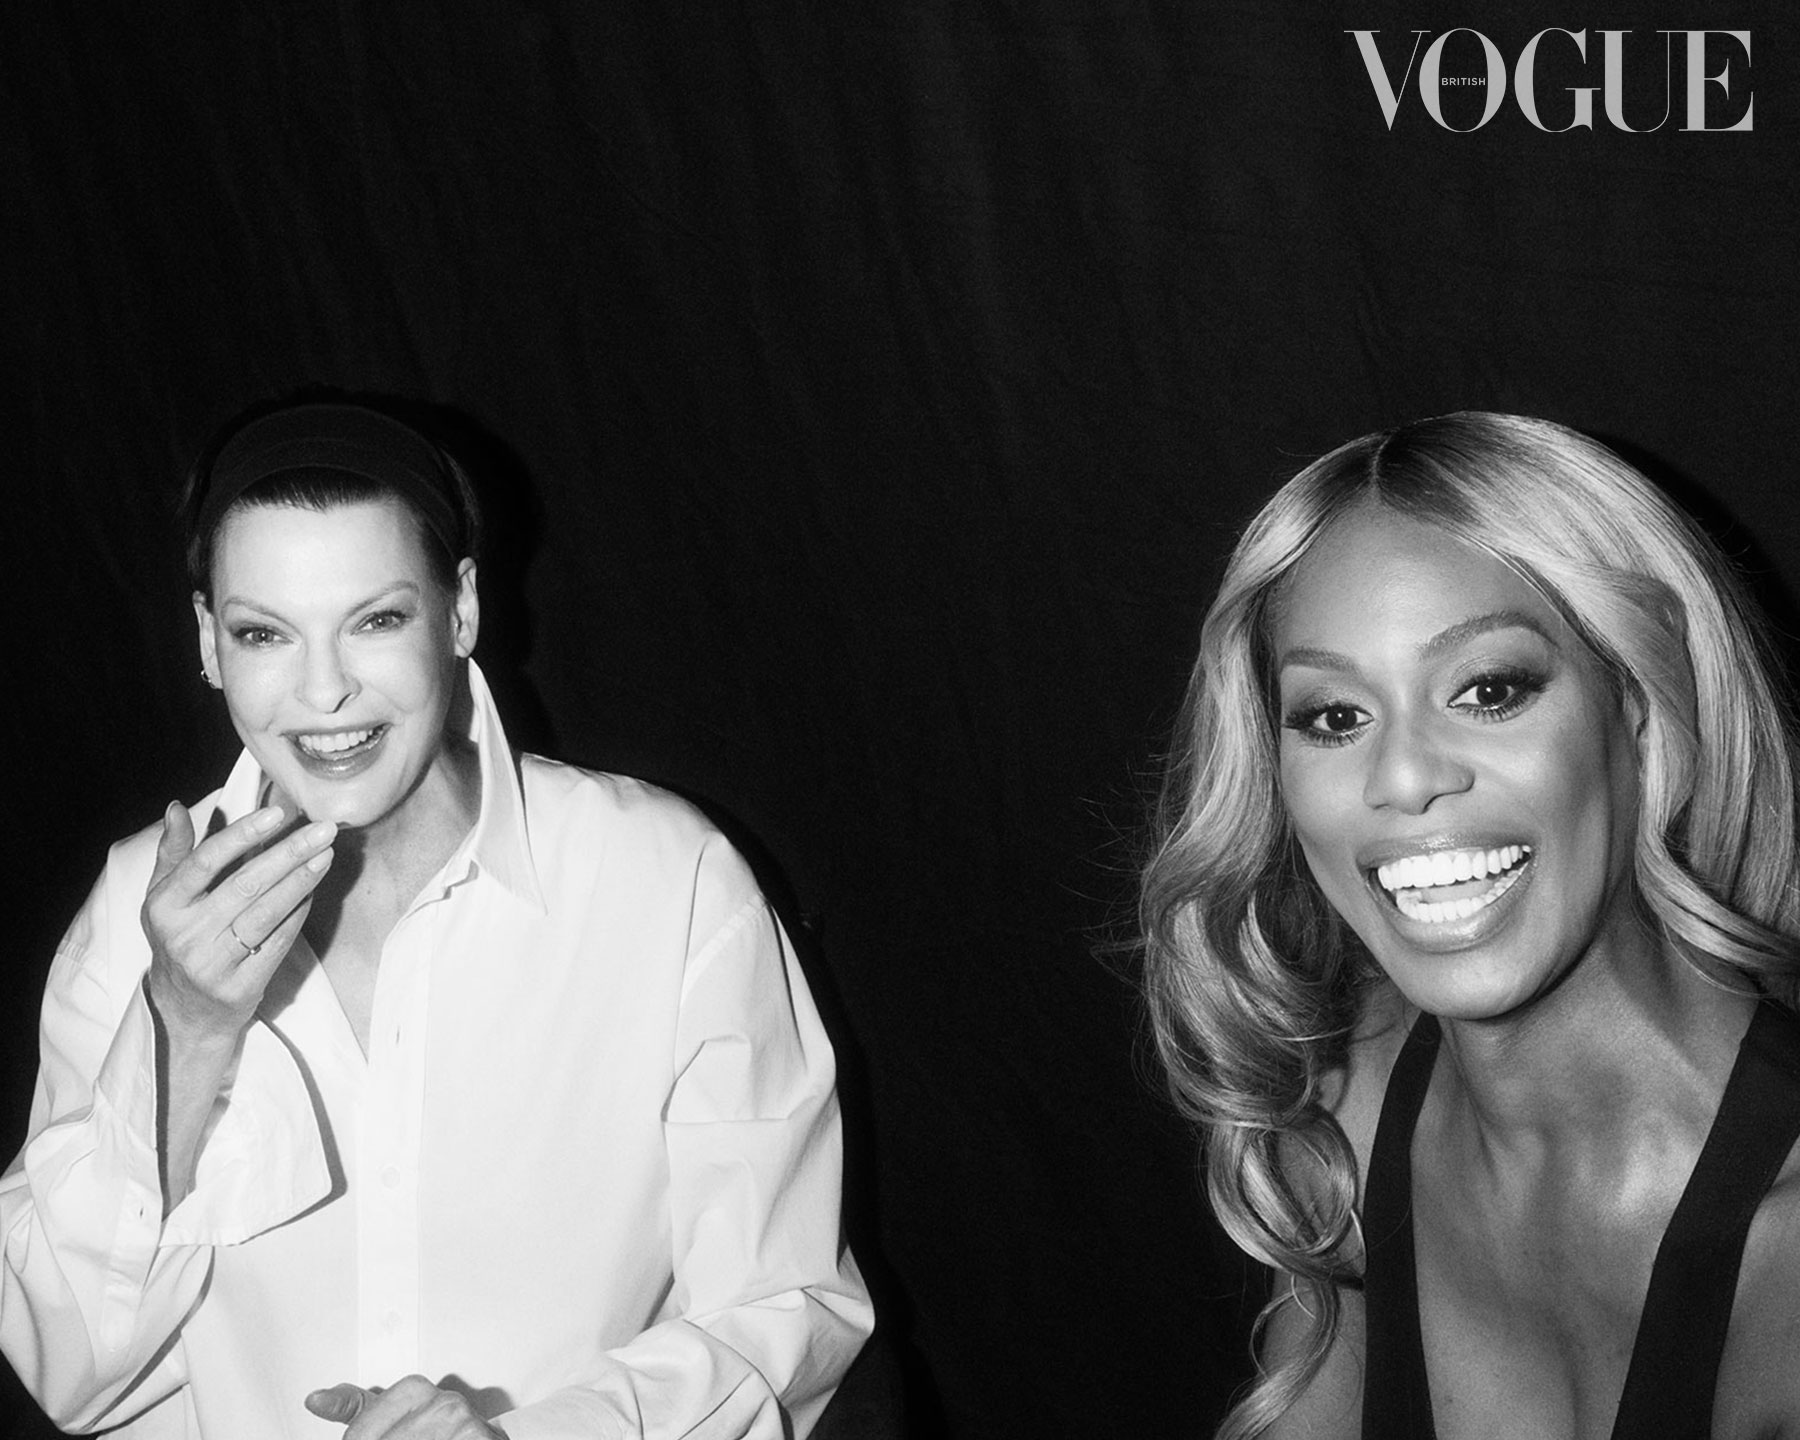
[212,658,546,914]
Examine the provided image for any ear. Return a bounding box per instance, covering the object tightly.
[194,592,221,687]
[451,559,480,659]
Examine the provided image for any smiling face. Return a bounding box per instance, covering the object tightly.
[1270,500,1647,1021]
[195,498,478,834]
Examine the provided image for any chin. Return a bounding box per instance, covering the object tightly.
[269,769,402,830]
[297,793,390,830]
[1370,943,1563,1024]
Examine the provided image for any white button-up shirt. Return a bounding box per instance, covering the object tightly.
[1,662,871,1439]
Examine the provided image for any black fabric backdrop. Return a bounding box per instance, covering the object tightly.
[2,4,1795,1437]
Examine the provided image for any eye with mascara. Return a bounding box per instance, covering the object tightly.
[1449,666,1545,721]
[1282,700,1371,748]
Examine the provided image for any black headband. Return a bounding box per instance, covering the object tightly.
[198,402,465,561]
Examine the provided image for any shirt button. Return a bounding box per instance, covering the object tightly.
[380,1165,401,1190]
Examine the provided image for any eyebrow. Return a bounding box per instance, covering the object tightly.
[217,581,422,621]
[1277,608,1563,677]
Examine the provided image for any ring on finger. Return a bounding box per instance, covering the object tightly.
[228,922,263,958]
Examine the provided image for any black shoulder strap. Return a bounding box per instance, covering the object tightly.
[1360,1011,1442,1440]
[1610,1001,1800,1440]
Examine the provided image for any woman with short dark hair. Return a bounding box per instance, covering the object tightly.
[1,396,870,1439]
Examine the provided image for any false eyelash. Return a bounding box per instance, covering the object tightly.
[1280,701,1366,748]
[1452,664,1546,720]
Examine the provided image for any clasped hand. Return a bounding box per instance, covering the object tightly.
[306,1378,505,1438]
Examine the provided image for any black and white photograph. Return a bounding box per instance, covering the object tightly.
[2,4,1794,1437]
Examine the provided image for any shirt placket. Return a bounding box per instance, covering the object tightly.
[355,898,436,1382]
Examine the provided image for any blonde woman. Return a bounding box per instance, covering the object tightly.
[1143,413,1800,1438]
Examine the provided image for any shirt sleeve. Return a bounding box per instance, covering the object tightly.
[495,843,873,1440]
[0,830,336,1432]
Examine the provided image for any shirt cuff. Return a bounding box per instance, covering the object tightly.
[492,1386,629,1440]
[113,996,337,1247]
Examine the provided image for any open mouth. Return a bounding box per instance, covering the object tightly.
[1374,845,1532,924]
[292,725,388,762]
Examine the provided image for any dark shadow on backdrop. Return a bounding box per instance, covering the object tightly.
[675,788,918,1437]
[1596,431,1800,684]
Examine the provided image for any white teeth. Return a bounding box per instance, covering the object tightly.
[297,728,376,756]
[1374,845,1532,924]
[1401,892,1484,924]
[1393,863,1526,923]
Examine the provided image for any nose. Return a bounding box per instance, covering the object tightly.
[297,639,358,714]
[1361,709,1473,814]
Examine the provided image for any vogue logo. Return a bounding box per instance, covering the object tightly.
[1347,29,1753,132]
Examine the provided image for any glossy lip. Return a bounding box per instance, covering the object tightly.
[286,723,390,780]
[1358,832,1538,952]
[1358,831,1534,872]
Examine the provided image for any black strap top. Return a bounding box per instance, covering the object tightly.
[1361,1002,1800,1440]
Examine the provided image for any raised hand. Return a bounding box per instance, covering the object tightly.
[142,802,337,1047]
[305,1378,504,1438]
[140,801,336,1210]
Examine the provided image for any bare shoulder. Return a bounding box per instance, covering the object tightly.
[1249,985,1409,1438]
[1714,1133,1800,1437]
[1256,1279,1367,1440]
[1270,979,1412,1274]
[1324,979,1413,1189]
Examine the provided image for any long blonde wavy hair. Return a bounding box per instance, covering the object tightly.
[1141,412,1800,1437]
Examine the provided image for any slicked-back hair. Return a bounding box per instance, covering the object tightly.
[181,391,482,602]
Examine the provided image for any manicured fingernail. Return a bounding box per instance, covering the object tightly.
[307,849,333,872]
[164,801,183,823]
[302,821,337,846]
[252,807,285,833]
